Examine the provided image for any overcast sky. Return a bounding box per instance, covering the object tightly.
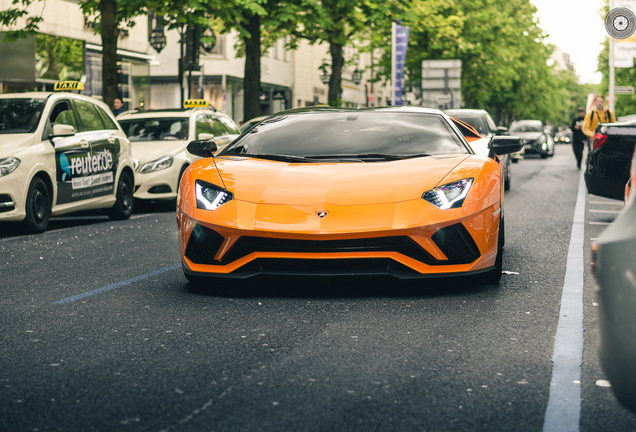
[531,0,607,84]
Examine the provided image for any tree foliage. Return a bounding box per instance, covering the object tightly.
[1,0,594,125]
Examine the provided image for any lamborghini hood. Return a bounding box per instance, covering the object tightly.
[210,155,472,206]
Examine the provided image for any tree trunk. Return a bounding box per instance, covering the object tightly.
[100,0,119,110]
[243,14,261,122]
[328,42,344,106]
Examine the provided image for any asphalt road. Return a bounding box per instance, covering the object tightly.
[1,147,635,431]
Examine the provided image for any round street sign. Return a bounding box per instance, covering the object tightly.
[605,7,636,39]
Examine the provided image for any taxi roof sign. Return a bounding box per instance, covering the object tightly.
[54,81,84,92]
[184,99,209,108]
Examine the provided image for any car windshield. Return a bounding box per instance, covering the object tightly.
[0,98,46,134]
[510,122,542,133]
[448,113,489,135]
[119,117,189,141]
[221,111,469,160]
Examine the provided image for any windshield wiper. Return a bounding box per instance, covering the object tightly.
[353,153,432,161]
[243,153,317,163]
[305,153,431,161]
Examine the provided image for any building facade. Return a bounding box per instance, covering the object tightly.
[0,0,389,122]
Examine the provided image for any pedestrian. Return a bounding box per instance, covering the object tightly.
[570,107,587,169]
[112,97,125,117]
[582,94,615,140]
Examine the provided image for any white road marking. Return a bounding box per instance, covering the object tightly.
[543,170,586,432]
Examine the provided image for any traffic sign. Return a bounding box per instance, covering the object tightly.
[615,86,635,94]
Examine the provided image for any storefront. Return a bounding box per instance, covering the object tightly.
[0,32,151,109]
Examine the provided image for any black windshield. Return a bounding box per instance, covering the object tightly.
[119,117,189,141]
[0,98,46,134]
[221,111,469,160]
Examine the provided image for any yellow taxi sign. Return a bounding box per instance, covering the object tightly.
[184,99,209,108]
[54,81,84,92]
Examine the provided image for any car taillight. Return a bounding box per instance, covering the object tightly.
[592,132,608,150]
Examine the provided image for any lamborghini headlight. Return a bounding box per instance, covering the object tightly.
[139,155,173,173]
[0,157,20,177]
[422,178,473,209]
[195,180,233,210]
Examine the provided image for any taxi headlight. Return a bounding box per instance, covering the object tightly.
[139,155,173,173]
[0,157,20,177]
[195,180,233,210]
[422,178,473,209]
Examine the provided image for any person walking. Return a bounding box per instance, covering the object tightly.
[570,107,587,169]
[582,94,616,140]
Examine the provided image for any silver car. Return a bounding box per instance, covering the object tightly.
[592,145,636,412]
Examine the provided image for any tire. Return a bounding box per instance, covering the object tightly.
[476,217,504,285]
[541,153,548,159]
[108,171,134,220]
[24,177,51,233]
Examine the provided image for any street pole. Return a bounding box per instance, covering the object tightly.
[609,0,616,111]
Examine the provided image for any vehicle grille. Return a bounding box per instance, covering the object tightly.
[185,224,481,267]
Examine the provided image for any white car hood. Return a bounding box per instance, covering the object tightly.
[130,140,187,164]
[0,134,35,158]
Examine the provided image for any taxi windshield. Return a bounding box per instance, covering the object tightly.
[119,117,189,141]
[0,98,46,134]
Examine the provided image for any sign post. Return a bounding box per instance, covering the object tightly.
[421,59,462,109]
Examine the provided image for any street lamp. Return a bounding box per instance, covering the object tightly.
[320,69,330,85]
[149,16,167,53]
[352,68,362,85]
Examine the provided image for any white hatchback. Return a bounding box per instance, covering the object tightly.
[0,84,135,233]
[117,102,240,203]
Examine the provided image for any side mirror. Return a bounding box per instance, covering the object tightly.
[496,126,508,136]
[51,124,76,137]
[197,133,215,140]
[187,139,218,158]
[490,136,523,156]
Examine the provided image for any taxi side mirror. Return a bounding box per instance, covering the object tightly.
[51,124,76,137]
[187,139,218,158]
[490,136,523,156]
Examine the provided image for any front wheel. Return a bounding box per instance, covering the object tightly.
[24,177,51,233]
[108,171,134,220]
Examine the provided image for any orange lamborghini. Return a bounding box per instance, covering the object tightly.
[177,107,522,285]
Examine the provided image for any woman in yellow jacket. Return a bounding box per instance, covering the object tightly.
[583,94,616,138]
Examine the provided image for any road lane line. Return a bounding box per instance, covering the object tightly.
[542,171,586,432]
[53,264,180,305]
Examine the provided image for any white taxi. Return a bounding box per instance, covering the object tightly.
[117,100,240,203]
[0,82,135,233]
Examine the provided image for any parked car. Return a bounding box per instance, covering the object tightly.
[509,120,553,158]
[0,81,135,233]
[584,119,636,200]
[178,106,522,285]
[592,145,636,412]
[446,109,512,191]
[117,100,240,203]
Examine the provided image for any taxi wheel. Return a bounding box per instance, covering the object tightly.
[108,172,134,220]
[25,177,51,233]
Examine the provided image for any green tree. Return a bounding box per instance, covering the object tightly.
[598,39,636,117]
[207,0,314,120]
[1,0,147,109]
